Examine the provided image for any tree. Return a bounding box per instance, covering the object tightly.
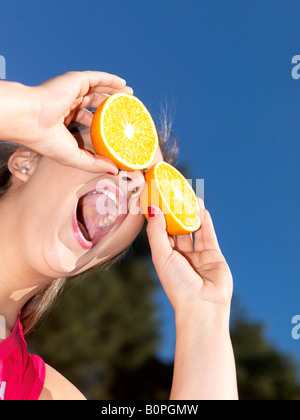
[231,304,300,400]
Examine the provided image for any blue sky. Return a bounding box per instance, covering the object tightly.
[1,0,300,366]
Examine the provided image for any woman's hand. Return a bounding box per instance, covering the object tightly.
[31,71,133,173]
[0,71,132,173]
[146,198,233,319]
[146,198,238,400]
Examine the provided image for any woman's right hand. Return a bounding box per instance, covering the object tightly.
[0,71,132,173]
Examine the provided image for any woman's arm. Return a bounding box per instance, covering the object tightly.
[146,200,238,400]
[0,81,39,143]
[171,306,237,400]
[0,71,132,173]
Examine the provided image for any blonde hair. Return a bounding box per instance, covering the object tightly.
[0,110,178,335]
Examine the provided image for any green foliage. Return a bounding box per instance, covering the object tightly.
[231,304,300,400]
[232,324,300,400]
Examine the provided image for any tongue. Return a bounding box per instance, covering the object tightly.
[77,193,118,241]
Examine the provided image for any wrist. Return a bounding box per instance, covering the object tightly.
[174,301,231,338]
[171,302,238,400]
[0,81,40,144]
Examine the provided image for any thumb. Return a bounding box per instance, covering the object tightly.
[45,126,119,174]
[72,148,119,174]
[146,204,172,264]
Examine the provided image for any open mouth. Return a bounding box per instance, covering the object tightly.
[72,184,127,249]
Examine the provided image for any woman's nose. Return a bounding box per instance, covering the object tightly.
[119,170,146,197]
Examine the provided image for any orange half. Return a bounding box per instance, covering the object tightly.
[141,162,201,235]
[91,93,159,170]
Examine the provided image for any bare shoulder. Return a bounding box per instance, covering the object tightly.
[39,364,86,400]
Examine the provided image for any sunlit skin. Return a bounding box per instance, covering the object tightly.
[0,127,163,335]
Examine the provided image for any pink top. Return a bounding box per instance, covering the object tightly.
[0,314,45,400]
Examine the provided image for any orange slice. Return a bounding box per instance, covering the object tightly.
[90,93,159,170]
[141,162,201,235]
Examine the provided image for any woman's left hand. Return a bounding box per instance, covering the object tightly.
[146,199,238,400]
[146,198,233,319]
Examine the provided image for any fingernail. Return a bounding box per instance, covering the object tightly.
[148,206,156,218]
[106,172,115,175]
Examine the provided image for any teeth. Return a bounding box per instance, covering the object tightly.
[99,189,119,206]
[85,188,122,229]
[99,214,117,228]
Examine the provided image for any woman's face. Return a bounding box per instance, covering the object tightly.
[10,128,163,278]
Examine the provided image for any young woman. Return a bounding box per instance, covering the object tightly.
[0,71,238,400]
